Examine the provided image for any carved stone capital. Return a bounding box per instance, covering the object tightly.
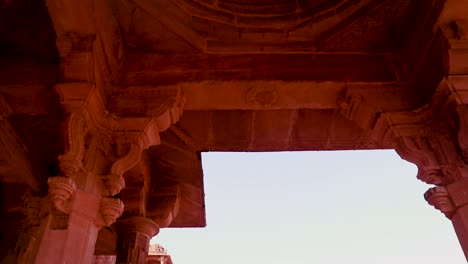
[424,186,456,219]
[58,155,83,179]
[104,175,126,197]
[47,177,77,213]
[115,217,159,264]
[115,216,160,238]
[99,197,124,227]
[392,136,451,185]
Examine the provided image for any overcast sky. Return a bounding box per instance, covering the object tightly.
[152,150,465,264]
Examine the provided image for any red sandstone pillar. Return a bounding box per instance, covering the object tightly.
[425,179,468,260]
[115,217,159,264]
[31,177,100,264]
[30,177,124,264]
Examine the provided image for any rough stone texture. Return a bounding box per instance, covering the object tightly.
[2,0,468,262]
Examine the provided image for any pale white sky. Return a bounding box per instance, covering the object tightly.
[152,150,465,263]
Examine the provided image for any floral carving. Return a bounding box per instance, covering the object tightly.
[424,186,456,219]
[47,177,77,213]
[100,197,125,226]
[393,136,447,185]
[245,86,278,107]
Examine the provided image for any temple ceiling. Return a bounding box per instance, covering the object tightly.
[120,0,416,53]
[0,0,453,232]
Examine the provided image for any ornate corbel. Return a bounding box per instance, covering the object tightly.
[424,186,456,219]
[104,143,142,196]
[384,77,466,185]
[55,82,94,182]
[393,136,447,185]
[102,115,174,196]
[47,177,77,213]
[58,111,89,179]
[98,197,125,227]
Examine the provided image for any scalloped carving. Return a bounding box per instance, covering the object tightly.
[100,197,125,226]
[424,186,456,219]
[47,177,77,213]
[393,136,444,185]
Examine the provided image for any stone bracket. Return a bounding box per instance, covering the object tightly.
[97,197,125,227]
[425,186,456,219]
[47,177,77,214]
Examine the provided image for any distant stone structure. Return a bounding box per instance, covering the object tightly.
[1,0,468,263]
[147,244,174,264]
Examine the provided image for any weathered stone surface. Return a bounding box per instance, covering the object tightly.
[4,0,468,262]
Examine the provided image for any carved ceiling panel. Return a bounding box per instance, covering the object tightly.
[115,0,415,53]
[318,0,413,52]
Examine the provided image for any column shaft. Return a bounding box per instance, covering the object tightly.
[452,205,468,260]
[32,189,101,264]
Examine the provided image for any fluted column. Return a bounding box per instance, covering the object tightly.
[425,179,468,260]
[115,217,159,264]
